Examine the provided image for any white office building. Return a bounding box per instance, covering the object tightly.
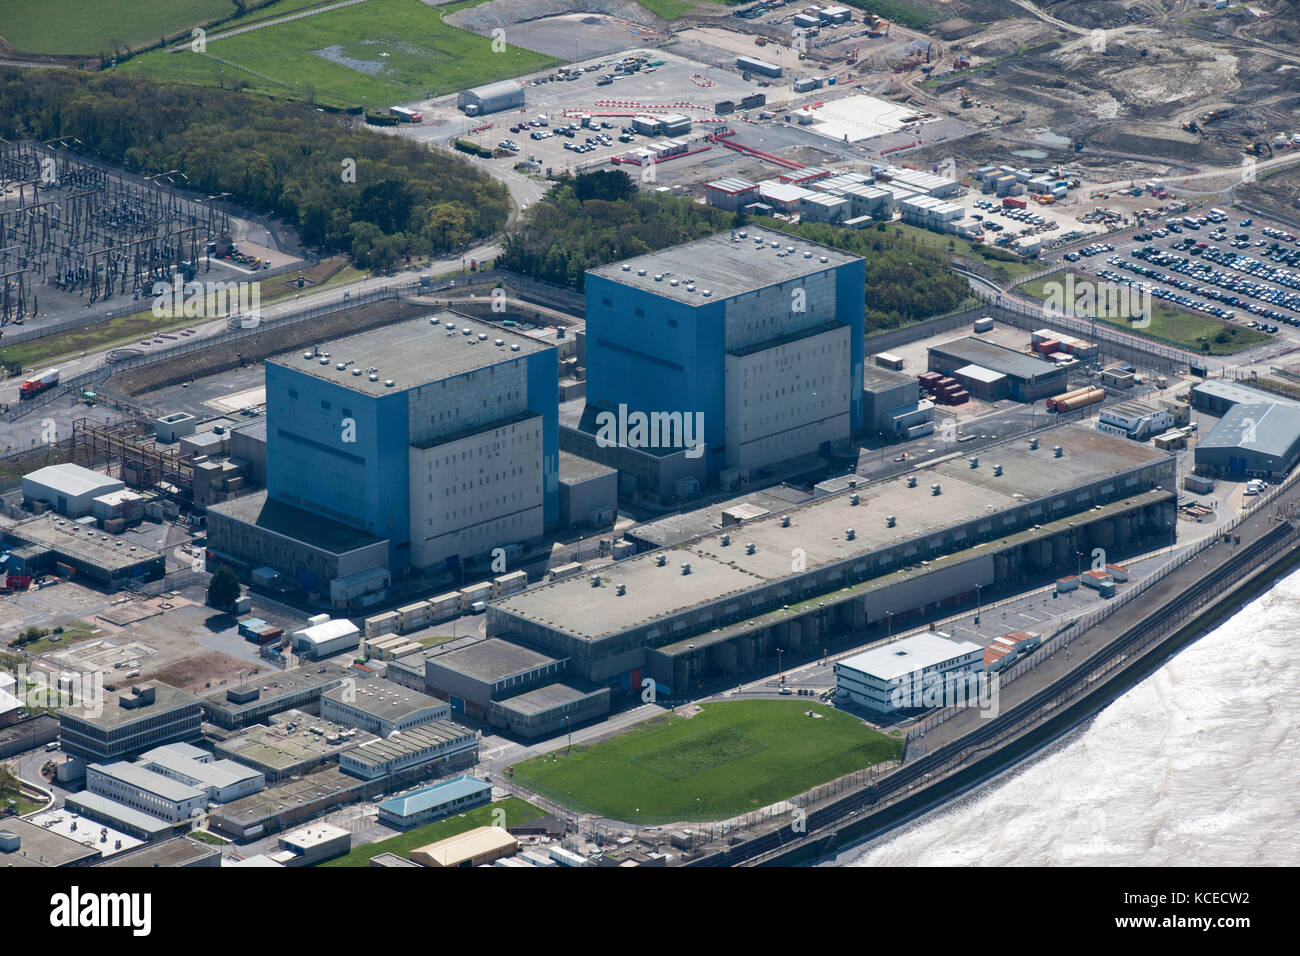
[835,632,983,713]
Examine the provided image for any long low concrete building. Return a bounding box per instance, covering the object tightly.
[487,424,1176,695]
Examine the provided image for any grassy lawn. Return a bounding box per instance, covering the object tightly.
[5,793,48,815]
[512,700,902,825]
[637,0,720,18]
[119,0,560,108]
[188,830,231,845]
[416,634,460,648]
[319,796,545,867]
[876,222,1045,284]
[20,621,101,655]
[0,0,234,55]
[1018,271,1271,355]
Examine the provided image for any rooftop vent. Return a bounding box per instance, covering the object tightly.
[907,475,918,488]
[970,456,979,468]
[786,246,795,253]
[478,333,488,341]
[686,284,695,292]
[702,289,712,297]
[654,274,664,282]
[738,231,748,239]
[745,542,756,555]
[932,483,942,496]
[353,368,363,376]
[993,464,1003,476]
[616,583,626,596]
[369,374,379,382]
[319,357,330,365]
[462,328,473,336]
[302,352,313,360]
[720,533,731,546]
[591,574,602,587]
[850,493,860,506]
[1053,445,1063,458]
[804,251,813,259]
[681,562,692,575]
[622,264,631,271]
[819,256,829,263]
[1029,437,1040,450]
[510,344,521,351]
[770,241,779,248]
[845,528,856,541]
[336,363,346,370]
[670,279,679,287]
[495,339,504,346]
[886,515,896,528]
[781,515,791,527]
[637,268,647,276]
[656,554,667,566]
[384,379,395,388]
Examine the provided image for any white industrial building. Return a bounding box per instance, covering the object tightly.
[800,193,851,224]
[85,761,208,823]
[705,178,760,212]
[899,195,964,233]
[883,168,960,199]
[137,743,265,803]
[22,464,124,518]
[758,180,817,214]
[835,632,984,713]
[292,618,361,660]
[1097,401,1174,441]
[457,80,524,116]
[320,680,450,737]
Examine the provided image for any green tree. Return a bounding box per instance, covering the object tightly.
[207,564,241,613]
[0,763,20,804]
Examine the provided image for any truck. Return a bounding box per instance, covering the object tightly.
[1002,197,1027,209]
[390,106,423,123]
[19,368,59,399]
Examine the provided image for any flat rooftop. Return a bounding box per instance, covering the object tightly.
[212,710,377,770]
[62,681,199,731]
[204,664,350,713]
[0,816,103,867]
[5,514,164,572]
[493,424,1170,641]
[1191,379,1299,408]
[863,365,915,391]
[267,310,549,396]
[1200,402,1300,457]
[586,227,861,304]
[208,490,387,556]
[559,451,616,484]
[427,638,561,683]
[90,761,206,803]
[494,682,598,716]
[212,767,361,827]
[323,680,445,722]
[96,837,217,867]
[838,633,982,681]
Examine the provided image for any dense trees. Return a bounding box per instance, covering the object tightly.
[502,171,969,331]
[0,69,510,271]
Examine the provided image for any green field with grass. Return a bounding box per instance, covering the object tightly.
[1018,271,1271,355]
[876,222,1046,284]
[512,701,902,825]
[318,797,544,867]
[636,0,720,18]
[119,0,560,108]
[0,0,236,55]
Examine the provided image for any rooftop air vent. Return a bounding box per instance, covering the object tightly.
[681,562,692,575]
[622,264,632,271]
[369,374,380,382]
[770,241,779,248]
[932,483,942,495]
[654,274,664,282]
[781,515,791,527]
[886,515,896,528]
[819,256,828,263]
[786,246,795,253]
[686,284,695,292]
[907,475,918,488]
[738,231,747,239]
[462,328,473,336]
[970,456,979,468]
[745,542,756,555]
[993,464,1003,476]
[616,583,626,596]
[804,251,813,259]
[1054,445,1063,458]
[319,357,330,365]
[720,534,731,546]
[447,330,456,338]
[845,529,856,540]
[637,269,647,276]
[591,574,602,587]
[336,363,346,370]
[702,289,712,297]
[384,379,395,388]
[670,279,679,287]
[510,344,520,351]
[477,333,487,341]
[495,339,505,346]
[850,493,860,506]
[353,368,363,376]
[1029,437,1040,450]
[656,554,667,566]
[303,352,313,360]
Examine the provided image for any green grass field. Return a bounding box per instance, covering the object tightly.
[0,0,234,55]
[318,797,544,867]
[119,0,559,108]
[636,0,720,18]
[512,701,902,825]
[1018,271,1271,356]
[877,222,1046,284]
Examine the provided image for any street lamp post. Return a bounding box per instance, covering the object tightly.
[974,585,982,626]
[776,647,784,683]
[562,715,571,753]
[886,610,893,639]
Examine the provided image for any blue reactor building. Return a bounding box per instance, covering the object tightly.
[576,227,866,494]
[239,311,557,578]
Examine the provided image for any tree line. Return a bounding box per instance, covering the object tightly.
[501,171,968,331]
[0,69,510,272]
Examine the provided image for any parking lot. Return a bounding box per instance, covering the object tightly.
[1061,209,1300,333]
